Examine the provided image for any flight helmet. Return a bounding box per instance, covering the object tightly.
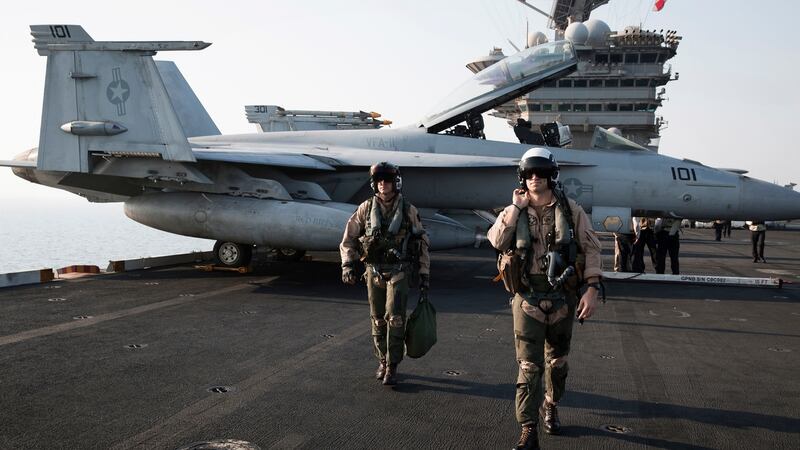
[369,162,402,193]
[518,147,559,188]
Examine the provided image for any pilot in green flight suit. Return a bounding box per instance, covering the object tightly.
[340,162,430,386]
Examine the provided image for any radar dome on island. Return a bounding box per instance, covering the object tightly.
[564,22,589,45]
[584,19,611,46]
[527,31,548,48]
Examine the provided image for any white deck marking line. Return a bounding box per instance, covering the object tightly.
[0,277,277,347]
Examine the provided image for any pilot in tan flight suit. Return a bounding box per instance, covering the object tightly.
[488,148,603,450]
[340,162,430,386]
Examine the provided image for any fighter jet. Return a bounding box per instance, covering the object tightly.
[3,25,799,267]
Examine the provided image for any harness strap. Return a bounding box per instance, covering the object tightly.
[387,197,404,235]
[366,195,408,237]
[366,197,380,236]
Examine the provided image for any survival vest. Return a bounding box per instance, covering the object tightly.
[358,195,422,267]
[497,187,585,294]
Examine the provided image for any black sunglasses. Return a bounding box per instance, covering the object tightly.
[521,168,555,180]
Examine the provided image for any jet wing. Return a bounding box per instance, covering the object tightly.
[7,144,593,172]
[307,145,521,168]
[193,143,521,169]
[193,148,337,171]
[556,159,596,167]
[421,40,578,133]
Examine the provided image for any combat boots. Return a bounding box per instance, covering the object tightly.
[513,423,539,450]
[382,363,398,385]
[375,360,387,380]
[539,402,561,435]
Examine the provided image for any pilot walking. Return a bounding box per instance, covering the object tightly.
[340,162,430,386]
[631,217,657,273]
[488,148,603,450]
[655,217,681,275]
[746,220,767,263]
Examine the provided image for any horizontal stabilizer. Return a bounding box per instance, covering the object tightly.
[0,160,36,168]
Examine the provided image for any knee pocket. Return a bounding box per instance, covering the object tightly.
[518,360,542,374]
[372,316,387,329]
[548,356,568,368]
[388,315,404,328]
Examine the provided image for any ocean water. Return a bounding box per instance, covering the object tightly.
[0,197,214,274]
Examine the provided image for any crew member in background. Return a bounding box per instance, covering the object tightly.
[723,220,732,238]
[713,219,725,241]
[613,223,634,272]
[340,162,430,386]
[746,220,767,263]
[487,148,603,450]
[631,217,657,273]
[655,217,681,275]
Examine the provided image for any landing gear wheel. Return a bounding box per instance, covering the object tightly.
[275,248,306,262]
[213,241,253,267]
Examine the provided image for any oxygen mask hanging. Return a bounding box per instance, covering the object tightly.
[545,250,575,290]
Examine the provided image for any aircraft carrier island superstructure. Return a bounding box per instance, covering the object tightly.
[468,0,681,150]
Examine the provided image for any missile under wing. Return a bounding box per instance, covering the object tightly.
[3,25,800,267]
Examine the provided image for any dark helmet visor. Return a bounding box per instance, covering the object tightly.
[520,167,556,180]
[373,173,396,183]
[370,162,399,177]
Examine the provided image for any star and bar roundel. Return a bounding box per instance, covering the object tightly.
[106,67,130,116]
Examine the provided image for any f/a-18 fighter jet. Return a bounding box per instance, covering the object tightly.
[3,25,799,266]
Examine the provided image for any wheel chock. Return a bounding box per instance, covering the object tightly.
[194,264,251,274]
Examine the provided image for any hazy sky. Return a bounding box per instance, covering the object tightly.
[1,0,798,202]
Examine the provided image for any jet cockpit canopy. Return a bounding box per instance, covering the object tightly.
[421,40,577,134]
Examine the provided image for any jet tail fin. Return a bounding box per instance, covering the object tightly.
[32,24,211,172]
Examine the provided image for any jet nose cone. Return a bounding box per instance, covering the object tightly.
[741,177,800,220]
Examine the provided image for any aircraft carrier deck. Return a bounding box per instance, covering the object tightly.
[1,228,798,449]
